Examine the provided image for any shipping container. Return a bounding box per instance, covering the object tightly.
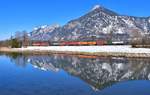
[32,42,49,46]
[107,40,112,45]
[96,40,106,45]
[87,42,97,45]
[79,42,88,45]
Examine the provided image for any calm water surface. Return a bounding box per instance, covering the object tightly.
[0,53,150,95]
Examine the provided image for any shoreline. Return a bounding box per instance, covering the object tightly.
[1,46,150,58]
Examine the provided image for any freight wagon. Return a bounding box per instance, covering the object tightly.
[32,41,50,46]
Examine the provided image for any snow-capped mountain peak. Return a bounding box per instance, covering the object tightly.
[41,25,48,29]
[30,24,61,41]
[92,5,101,10]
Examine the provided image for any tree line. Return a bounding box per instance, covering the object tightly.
[0,31,29,48]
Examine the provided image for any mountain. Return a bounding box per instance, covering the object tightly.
[30,24,60,41]
[30,5,150,42]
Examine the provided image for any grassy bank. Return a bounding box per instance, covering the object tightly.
[132,45,150,48]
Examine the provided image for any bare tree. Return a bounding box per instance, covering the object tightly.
[15,31,23,47]
[130,28,142,45]
[15,30,29,47]
[22,31,29,47]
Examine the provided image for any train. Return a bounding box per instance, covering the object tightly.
[30,40,126,46]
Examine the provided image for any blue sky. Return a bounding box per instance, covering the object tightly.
[0,0,150,40]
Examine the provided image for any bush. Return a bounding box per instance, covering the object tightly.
[11,38,21,48]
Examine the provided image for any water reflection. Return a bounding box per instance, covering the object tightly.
[6,53,150,90]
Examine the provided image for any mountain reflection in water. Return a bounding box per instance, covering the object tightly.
[6,53,150,91]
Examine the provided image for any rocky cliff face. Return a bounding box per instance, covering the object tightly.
[30,5,150,42]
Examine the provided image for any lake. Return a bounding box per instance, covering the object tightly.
[0,53,150,95]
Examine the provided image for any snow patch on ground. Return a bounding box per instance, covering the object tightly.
[19,45,150,54]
